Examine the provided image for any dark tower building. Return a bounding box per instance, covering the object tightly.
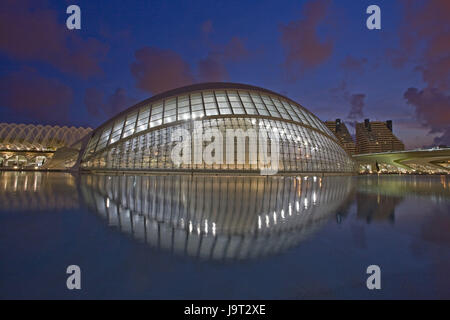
[324,119,356,155]
[355,119,405,154]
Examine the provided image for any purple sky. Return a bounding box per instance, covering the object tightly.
[0,0,449,149]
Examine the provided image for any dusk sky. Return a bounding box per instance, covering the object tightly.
[0,0,449,149]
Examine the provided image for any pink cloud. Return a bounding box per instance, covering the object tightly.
[340,55,368,74]
[280,0,334,77]
[198,52,229,82]
[85,87,136,119]
[130,47,195,95]
[347,94,366,120]
[0,68,72,123]
[201,20,214,37]
[389,0,450,91]
[0,0,109,78]
[404,87,450,145]
[224,37,250,62]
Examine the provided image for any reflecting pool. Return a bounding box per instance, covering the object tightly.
[0,172,449,299]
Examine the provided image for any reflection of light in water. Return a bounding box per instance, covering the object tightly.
[0,171,78,211]
[80,174,354,261]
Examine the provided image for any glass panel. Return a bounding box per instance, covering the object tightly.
[227,91,240,101]
[238,91,252,102]
[202,91,215,103]
[163,116,175,124]
[150,112,162,121]
[215,91,227,102]
[178,96,189,107]
[165,98,176,110]
[191,104,203,112]
[190,93,202,105]
[205,108,218,116]
[192,110,204,118]
[230,101,244,114]
[204,102,217,109]
[149,119,162,128]
[178,106,190,116]
[152,103,163,115]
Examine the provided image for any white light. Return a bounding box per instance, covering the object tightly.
[288,204,292,216]
[296,201,300,212]
[258,216,262,229]
[212,222,216,236]
[106,198,110,208]
[204,219,208,234]
[304,176,308,181]
[265,214,270,227]
[281,209,285,219]
[189,221,193,233]
[273,211,277,224]
[313,192,317,204]
[304,198,308,208]
[313,176,317,182]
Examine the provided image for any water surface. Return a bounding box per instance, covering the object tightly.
[0,172,449,299]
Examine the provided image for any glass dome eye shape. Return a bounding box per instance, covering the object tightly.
[81,84,355,173]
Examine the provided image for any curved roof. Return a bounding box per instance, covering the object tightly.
[94,82,308,130]
[84,82,338,158]
[0,123,92,152]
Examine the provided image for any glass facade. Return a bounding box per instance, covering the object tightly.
[81,85,355,173]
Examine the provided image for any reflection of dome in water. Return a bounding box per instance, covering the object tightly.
[81,174,354,260]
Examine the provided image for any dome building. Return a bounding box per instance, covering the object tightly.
[80,83,355,174]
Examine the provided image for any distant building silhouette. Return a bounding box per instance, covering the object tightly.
[355,119,404,154]
[324,119,356,155]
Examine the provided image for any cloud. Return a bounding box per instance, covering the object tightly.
[0,68,72,123]
[389,0,450,91]
[130,47,195,95]
[85,87,136,119]
[348,94,366,120]
[198,37,249,82]
[224,37,250,61]
[0,0,109,78]
[340,55,367,74]
[201,20,214,37]
[280,0,334,77]
[404,87,450,145]
[131,35,250,94]
[198,52,229,82]
[107,88,136,117]
[330,81,366,121]
[84,88,105,118]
